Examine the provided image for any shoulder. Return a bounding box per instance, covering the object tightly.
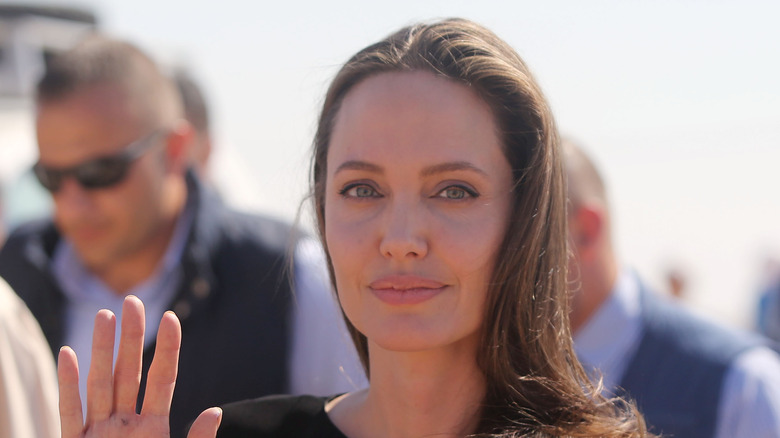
[188,172,302,257]
[4,218,54,236]
[0,277,25,321]
[201,199,302,259]
[0,219,59,287]
[0,276,55,361]
[0,219,57,254]
[223,210,298,252]
[218,394,342,438]
[727,346,780,394]
[291,237,330,287]
[638,288,764,364]
[717,346,780,435]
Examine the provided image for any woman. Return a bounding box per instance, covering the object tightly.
[58,18,650,438]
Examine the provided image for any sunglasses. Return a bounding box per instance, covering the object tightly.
[32,130,165,193]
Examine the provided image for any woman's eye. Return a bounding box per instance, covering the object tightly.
[340,184,380,198]
[435,185,478,200]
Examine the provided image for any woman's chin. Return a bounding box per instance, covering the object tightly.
[364,324,479,356]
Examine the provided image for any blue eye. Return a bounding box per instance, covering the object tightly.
[340,183,381,198]
[435,185,478,200]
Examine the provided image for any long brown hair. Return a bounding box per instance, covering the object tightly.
[312,18,648,437]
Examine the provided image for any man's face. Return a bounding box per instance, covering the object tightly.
[36,83,171,272]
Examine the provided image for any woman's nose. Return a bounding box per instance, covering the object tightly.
[378,200,428,260]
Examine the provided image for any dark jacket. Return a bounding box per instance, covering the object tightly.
[619,285,767,438]
[0,173,297,438]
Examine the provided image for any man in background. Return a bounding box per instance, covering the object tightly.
[172,69,212,178]
[564,138,780,438]
[0,35,364,438]
[757,257,780,342]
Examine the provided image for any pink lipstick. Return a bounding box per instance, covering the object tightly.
[368,275,447,305]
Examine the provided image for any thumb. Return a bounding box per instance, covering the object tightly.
[188,407,222,438]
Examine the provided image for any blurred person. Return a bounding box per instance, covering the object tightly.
[564,138,780,438]
[665,267,687,299]
[56,18,652,438]
[0,276,59,438]
[172,69,212,178]
[0,34,364,438]
[171,68,270,213]
[757,257,780,341]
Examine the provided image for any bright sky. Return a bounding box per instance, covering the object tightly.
[14,0,780,327]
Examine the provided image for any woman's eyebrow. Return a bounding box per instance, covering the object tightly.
[420,161,488,177]
[334,160,487,177]
[334,160,384,175]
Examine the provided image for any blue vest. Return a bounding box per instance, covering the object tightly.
[618,286,763,438]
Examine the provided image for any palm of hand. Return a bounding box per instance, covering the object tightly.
[58,296,221,438]
[80,414,168,438]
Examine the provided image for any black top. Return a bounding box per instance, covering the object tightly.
[218,395,347,438]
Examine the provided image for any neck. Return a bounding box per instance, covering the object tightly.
[570,250,619,333]
[332,339,486,438]
[93,214,181,294]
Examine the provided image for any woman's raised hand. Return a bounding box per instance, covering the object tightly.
[58,295,222,438]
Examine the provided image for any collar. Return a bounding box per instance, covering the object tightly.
[162,170,222,321]
[50,170,218,314]
[573,268,644,392]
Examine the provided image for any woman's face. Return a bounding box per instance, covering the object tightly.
[324,71,513,354]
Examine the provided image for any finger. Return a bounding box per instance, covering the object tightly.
[58,346,84,438]
[114,295,146,414]
[141,311,182,417]
[188,407,222,438]
[85,309,116,424]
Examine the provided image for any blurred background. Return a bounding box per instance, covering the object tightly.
[1,0,778,328]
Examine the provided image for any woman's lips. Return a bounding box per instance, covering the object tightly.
[368,275,447,305]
